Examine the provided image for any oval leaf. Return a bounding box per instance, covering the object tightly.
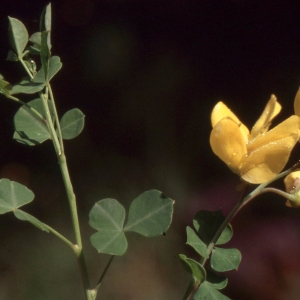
[60,108,85,139]
[89,198,125,231]
[13,98,52,145]
[11,78,45,94]
[0,179,34,214]
[89,199,127,255]
[29,32,41,47]
[216,224,233,245]
[48,56,62,81]
[195,281,231,300]
[186,226,209,258]
[90,231,127,256]
[40,4,52,35]
[8,17,28,57]
[41,31,51,80]
[124,190,174,237]
[211,247,242,272]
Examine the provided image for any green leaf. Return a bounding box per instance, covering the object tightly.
[27,46,41,56]
[195,281,231,300]
[11,78,45,94]
[60,108,85,139]
[215,224,233,245]
[14,209,49,232]
[211,247,241,272]
[90,230,127,256]
[124,190,174,237]
[186,226,209,258]
[0,179,34,214]
[40,3,52,49]
[27,32,42,55]
[0,77,13,97]
[32,67,46,84]
[12,56,62,89]
[206,269,228,290]
[13,98,52,145]
[179,254,206,284]
[6,50,18,61]
[89,198,125,231]
[48,56,62,81]
[40,4,52,31]
[89,198,127,255]
[40,31,51,80]
[29,32,41,47]
[8,17,29,58]
[193,210,232,245]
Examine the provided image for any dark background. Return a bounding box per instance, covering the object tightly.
[1,1,300,299]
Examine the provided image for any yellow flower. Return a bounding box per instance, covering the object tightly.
[284,171,300,207]
[210,95,300,184]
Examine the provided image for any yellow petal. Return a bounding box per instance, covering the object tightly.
[294,87,300,117]
[210,118,247,174]
[211,101,249,143]
[250,95,281,139]
[241,115,300,184]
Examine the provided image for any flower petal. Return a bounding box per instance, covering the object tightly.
[241,115,300,184]
[294,87,300,117]
[210,117,247,174]
[250,95,281,139]
[211,101,249,143]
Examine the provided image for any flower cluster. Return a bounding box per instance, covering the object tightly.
[210,91,300,184]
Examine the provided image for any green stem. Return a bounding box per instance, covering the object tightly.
[19,57,33,79]
[94,255,115,291]
[259,187,295,201]
[59,153,93,300]
[182,279,199,300]
[39,91,61,155]
[48,84,64,152]
[18,54,93,299]
[181,165,300,300]
[181,184,249,300]
[58,154,82,248]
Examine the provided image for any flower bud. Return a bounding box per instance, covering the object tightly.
[284,171,300,207]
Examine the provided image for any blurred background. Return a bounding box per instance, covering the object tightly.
[1,0,300,299]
